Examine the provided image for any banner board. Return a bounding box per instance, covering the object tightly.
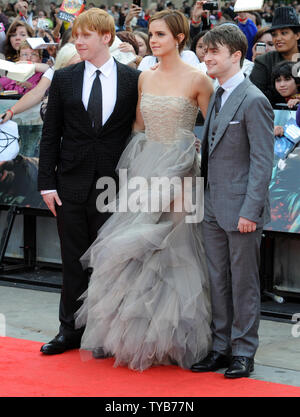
[264,109,300,234]
[0,101,299,232]
[57,0,85,23]
[0,99,46,209]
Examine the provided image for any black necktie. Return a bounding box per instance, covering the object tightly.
[87,69,102,131]
[214,86,224,115]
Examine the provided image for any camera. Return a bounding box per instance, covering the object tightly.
[203,2,219,11]
[256,42,266,54]
[37,19,49,30]
[133,0,141,7]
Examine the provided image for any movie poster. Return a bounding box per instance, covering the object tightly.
[0,100,46,209]
[264,109,300,234]
[57,0,85,23]
[0,101,299,228]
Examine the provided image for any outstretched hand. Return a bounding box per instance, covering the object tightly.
[0,112,12,124]
[125,4,142,26]
[192,1,206,21]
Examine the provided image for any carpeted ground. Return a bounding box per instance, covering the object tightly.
[1,336,300,397]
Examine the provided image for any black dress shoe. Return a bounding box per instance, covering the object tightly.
[191,351,231,372]
[40,333,81,355]
[92,347,112,359]
[224,356,254,379]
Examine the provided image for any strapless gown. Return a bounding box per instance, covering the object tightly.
[75,94,212,371]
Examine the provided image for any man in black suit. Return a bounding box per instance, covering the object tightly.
[38,8,140,355]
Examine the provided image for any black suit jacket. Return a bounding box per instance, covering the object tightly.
[38,59,140,203]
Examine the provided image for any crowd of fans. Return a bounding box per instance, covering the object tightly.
[0,0,298,123]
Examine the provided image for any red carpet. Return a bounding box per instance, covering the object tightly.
[0,336,299,397]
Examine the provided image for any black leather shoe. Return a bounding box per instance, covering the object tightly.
[191,351,231,372]
[92,347,112,359]
[40,333,81,355]
[224,356,254,379]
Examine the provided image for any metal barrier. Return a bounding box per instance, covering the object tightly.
[0,101,299,309]
[0,98,61,281]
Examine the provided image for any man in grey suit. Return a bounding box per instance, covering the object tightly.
[191,25,274,378]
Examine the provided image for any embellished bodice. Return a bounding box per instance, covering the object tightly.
[140,93,198,144]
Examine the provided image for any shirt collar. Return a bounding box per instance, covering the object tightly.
[85,56,115,79]
[220,70,245,93]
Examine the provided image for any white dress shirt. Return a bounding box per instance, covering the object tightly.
[41,56,117,195]
[219,70,245,109]
[82,57,117,125]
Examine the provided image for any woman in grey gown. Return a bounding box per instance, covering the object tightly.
[75,8,214,371]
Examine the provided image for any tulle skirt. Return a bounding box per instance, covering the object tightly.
[75,131,212,371]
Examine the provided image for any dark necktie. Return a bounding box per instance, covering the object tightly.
[87,69,102,131]
[214,86,225,115]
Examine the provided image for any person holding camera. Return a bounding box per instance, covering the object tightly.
[15,0,34,29]
[252,27,275,62]
[124,3,143,31]
[250,6,300,107]
[190,1,214,39]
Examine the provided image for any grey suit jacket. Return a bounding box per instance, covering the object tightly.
[201,77,274,232]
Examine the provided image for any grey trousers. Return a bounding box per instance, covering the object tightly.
[202,188,262,358]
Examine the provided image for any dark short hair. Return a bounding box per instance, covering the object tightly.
[202,24,248,67]
[190,30,208,54]
[249,11,262,27]
[271,61,300,87]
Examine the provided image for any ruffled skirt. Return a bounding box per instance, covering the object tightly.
[75,131,212,370]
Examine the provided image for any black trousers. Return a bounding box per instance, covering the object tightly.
[56,180,112,339]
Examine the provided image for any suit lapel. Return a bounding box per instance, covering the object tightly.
[72,61,94,134]
[202,92,216,144]
[209,78,250,155]
[72,61,85,110]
